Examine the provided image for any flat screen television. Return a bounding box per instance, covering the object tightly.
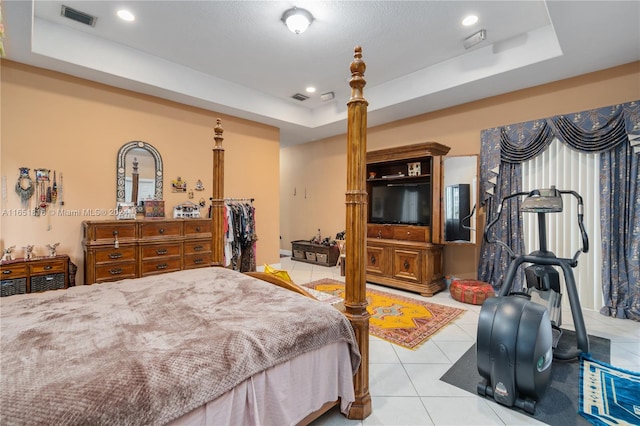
[369,183,431,225]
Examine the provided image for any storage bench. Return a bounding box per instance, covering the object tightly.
[291,240,340,267]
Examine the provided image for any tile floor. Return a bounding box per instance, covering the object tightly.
[274,256,640,426]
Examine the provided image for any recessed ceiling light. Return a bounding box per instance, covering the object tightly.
[117,9,135,22]
[306,87,316,93]
[462,15,478,26]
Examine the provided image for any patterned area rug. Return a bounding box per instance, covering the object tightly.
[304,278,465,350]
[579,356,640,426]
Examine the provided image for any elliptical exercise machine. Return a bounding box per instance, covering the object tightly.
[476,187,590,414]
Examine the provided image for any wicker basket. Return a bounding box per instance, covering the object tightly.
[1,278,27,297]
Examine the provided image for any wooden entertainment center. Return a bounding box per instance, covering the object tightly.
[366,142,450,296]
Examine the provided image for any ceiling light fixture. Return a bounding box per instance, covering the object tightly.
[463,29,486,49]
[462,15,478,26]
[281,7,313,34]
[306,87,316,93]
[117,9,135,22]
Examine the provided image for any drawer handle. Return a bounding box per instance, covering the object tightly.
[2,270,11,275]
[195,226,201,232]
[377,230,382,239]
[159,228,165,234]
[44,265,52,270]
[407,232,411,236]
[109,252,123,259]
[156,248,168,255]
[193,258,204,264]
[404,260,410,270]
[193,245,203,251]
[109,268,123,275]
[157,263,168,270]
[370,255,376,265]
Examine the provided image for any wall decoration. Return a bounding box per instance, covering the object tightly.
[194,179,205,191]
[15,167,34,207]
[407,162,421,176]
[173,201,201,218]
[116,202,137,220]
[171,176,187,192]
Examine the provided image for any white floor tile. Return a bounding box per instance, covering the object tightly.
[403,363,470,397]
[392,340,451,364]
[370,340,402,364]
[364,397,434,426]
[420,396,505,425]
[369,363,418,397]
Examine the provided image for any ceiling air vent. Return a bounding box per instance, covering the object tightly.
[61,5,97,27]
[291,93,309,101]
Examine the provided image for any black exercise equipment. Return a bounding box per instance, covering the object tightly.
[476,187,590,414]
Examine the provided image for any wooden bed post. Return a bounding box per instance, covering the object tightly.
[344,46,372,420]
[211,119,225,267]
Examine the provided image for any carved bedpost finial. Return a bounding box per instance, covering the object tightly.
[214,118,224,149]
[349,46,367,103]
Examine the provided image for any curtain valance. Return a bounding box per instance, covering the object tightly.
[481,101,639,204]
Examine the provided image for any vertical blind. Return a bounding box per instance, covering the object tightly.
[522,138,603,311]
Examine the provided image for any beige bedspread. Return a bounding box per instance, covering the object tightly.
[0,267,360,425]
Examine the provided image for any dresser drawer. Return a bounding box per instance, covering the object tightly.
[141,243,182,259]
[87,222,137,242]
[141,258,182,276]
[0,264,28,279]
[29,260,66,275]
[184,220,211,236]
[140,221,181,239]
[95,262,137,283]
[393,226,429,242]
[94,246,136,264]
[184,253,212,269]
[367,224,394,239]
[184,240,211,255]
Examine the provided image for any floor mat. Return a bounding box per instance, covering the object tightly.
[440,330,610,426]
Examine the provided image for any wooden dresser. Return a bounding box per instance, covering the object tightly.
[82,219,212,285]
[1,255,70,296]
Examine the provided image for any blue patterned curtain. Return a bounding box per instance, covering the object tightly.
[479,100,640,321]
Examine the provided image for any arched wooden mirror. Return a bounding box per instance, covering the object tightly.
[116,141,163,209]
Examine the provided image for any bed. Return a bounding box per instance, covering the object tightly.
[0,47,372,425]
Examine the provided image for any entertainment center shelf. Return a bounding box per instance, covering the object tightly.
[366,142,450,297]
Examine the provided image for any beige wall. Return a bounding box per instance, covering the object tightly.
[280,61,640,279]
[1,61,281,284]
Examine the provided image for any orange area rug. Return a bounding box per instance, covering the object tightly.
[305,278,465,350]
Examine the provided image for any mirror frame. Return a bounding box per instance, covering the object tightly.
[116,141,163,208]
[441,154,479,245]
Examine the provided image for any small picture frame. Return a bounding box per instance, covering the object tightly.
[407,162,421,176]
[144,200,165,218]
[116,202,137,220]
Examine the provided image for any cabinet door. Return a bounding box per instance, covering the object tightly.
[366,245,386,275]
[393,249,422,283]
